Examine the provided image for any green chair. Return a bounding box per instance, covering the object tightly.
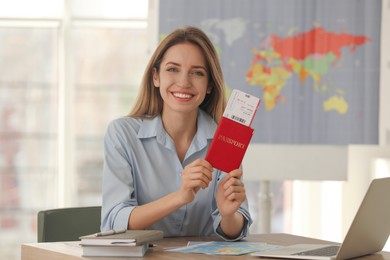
[37,206,102,242]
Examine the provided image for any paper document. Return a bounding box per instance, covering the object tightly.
[223,89,260,127]
[166,241,283,255]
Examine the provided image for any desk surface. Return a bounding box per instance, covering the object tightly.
[21,233,390,260]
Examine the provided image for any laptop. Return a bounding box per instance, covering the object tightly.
[252,177,390,260]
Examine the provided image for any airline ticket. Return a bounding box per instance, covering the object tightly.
[223,89,260,127]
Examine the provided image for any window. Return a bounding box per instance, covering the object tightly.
[0,1,153,259]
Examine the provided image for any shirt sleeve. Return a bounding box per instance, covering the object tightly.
[100,120,138,231]
[211,171,253,241]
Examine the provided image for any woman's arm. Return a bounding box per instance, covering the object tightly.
[219,212,245,239]
[128,190,186,229]
[128,159,213,230]
[216,169,248,239]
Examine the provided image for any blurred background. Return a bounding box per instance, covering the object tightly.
[0,1,389,259]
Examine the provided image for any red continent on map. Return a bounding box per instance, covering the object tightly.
[270,26,370,61]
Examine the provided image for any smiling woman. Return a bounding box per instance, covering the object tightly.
[152,42,211,118]
[130,26,226,122]
[101,26,253,241]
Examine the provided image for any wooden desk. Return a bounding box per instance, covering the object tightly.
[21,233,390,260]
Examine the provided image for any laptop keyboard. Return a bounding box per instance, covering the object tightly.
[293,245,340,256]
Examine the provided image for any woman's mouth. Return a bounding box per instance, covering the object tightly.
[172,92,194,99]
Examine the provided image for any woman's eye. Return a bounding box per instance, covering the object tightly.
[167,67,178,72]
[193,71,205,76]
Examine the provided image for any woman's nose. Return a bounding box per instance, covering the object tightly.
[177,72,191,87]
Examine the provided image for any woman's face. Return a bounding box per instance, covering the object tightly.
[153,42,211,117]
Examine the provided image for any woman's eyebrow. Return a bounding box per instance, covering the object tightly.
[192,65,207,71]
[164,61,180,67]
[164,61,207,71]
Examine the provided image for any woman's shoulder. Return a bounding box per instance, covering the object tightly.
[105,116,143,138]
[108,116,142,129]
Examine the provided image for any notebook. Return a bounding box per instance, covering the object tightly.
[252,177,390,260]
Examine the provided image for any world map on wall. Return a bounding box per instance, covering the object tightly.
[159,0,380,144]
[201,19,370,115]
[246,26,370,114]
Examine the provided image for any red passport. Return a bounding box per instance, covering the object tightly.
[205,117,254,173]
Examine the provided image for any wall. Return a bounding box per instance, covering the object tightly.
[243,0,390,246]
[380,0,390,146]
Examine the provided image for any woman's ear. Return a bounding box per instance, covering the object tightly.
[152,68,160,88]
[206,85,212,94]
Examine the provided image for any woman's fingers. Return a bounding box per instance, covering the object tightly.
[222,169,246,201]
[182,159,213,190]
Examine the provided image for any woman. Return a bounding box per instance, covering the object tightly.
[101,26,252,241]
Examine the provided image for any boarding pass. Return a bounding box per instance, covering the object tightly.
[223,89,260,127]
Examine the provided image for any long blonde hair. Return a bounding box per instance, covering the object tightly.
[129,26,226,123]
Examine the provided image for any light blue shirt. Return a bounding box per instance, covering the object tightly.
[101,109,252,241]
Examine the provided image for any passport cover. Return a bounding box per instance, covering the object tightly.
[206,117,254,173]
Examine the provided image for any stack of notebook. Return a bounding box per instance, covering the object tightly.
[79,229,163,257]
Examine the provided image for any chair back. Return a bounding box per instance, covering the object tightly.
[37,206,101,242]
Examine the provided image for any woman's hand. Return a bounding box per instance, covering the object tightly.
[179,159,213,204]
[216,169,246,217]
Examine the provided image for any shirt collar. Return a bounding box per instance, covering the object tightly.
[188,109,217,154]
[137,110,217,140]
[196,109,217,141]
[137,115,163,139]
